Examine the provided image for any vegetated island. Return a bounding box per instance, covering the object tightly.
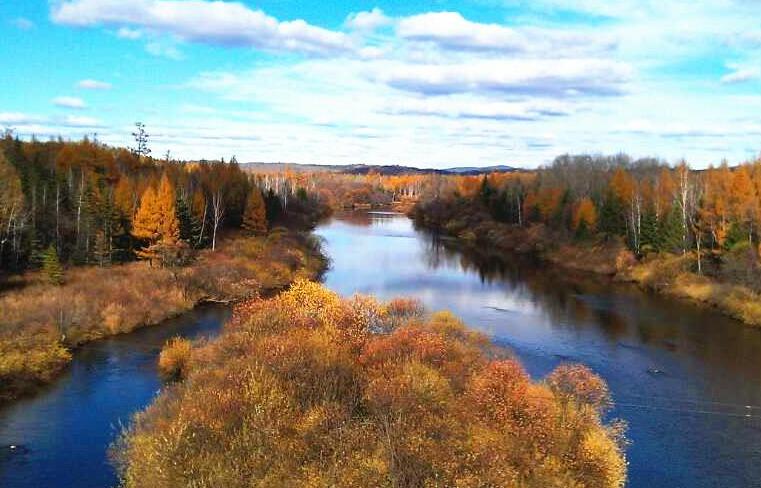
[114,280,627,487]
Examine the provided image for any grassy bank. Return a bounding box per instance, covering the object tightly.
[0,230,327,404]
[115,280,626,487]
[412,207,761,327]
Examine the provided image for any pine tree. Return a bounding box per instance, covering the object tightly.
[176,196,194,242]
[264,188,283,224]
[640,211,660,253]
[242,188,267,235]
[599,193,626,237]
[660,206,684,253]
[42,244,64,285]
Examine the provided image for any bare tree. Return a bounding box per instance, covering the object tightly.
[211,190,224,251]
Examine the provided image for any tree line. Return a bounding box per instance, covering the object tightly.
[416,154,761,278]
[0,130,308,275]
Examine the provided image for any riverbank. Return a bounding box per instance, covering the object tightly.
[411,208,761,327]
[0,229,327,404]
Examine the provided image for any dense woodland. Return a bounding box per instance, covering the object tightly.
[414,154,761,291]
[0,131,327,277]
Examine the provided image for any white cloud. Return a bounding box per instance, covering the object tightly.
[53,96,88,109]
[51,0,354,55]
[146,41,183,60]
[116,27,142,39]
[720,66,760,84]
[398,12,527,52]
[0,112,43,126]
[60,115,104,128]
[374,59,632,97]
[384,98,573,120]
[77,79,112,90]
[345,8,391,31]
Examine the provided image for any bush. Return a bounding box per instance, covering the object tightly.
[157,337,193,380]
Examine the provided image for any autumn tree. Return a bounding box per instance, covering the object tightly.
[572,197,598,237]
[131,174,181,264]
[42,244,64,285]
[242,188,267,235]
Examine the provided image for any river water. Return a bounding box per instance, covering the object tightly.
[317,212,761,488]
[0,305,231,488]
[2,211,761,487]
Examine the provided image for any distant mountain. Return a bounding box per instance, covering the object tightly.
[443,165,518,175]
[241,162,520,176]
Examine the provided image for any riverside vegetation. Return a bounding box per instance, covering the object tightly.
[411,154,761,326]
[115,280,627,488]
[0,131,329,403]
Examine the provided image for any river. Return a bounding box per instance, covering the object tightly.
[0,305,231,488]
[1,211,761,487]
[316,212,761,488]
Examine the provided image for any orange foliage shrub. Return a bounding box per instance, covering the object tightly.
[157,337,193,380]
[115,282,626,488]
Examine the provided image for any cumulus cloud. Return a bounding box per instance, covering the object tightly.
[53,96,88,109]
[345,8,391,31]
[398,12,526,52]
[51,0,354,55]
[77,79,112,90]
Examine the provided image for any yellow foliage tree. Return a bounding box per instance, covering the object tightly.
[572,197,598,233]
[242,189,268,235]
[131,173,180,262]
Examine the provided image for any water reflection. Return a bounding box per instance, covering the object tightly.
[318,212,761,488]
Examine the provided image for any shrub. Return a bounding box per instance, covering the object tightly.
[157,337,193,380]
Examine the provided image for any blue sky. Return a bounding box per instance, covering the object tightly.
[1,0,761,168]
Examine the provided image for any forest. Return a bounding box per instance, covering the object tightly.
[0,130,331,276]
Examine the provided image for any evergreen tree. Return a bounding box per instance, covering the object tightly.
[598,194,626,237]
[660,207,684,253]
[264,188,283,224]
[640,211,661,253]
[242,189,268,235]
[176,196,194,242]
[42,244,64,285]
